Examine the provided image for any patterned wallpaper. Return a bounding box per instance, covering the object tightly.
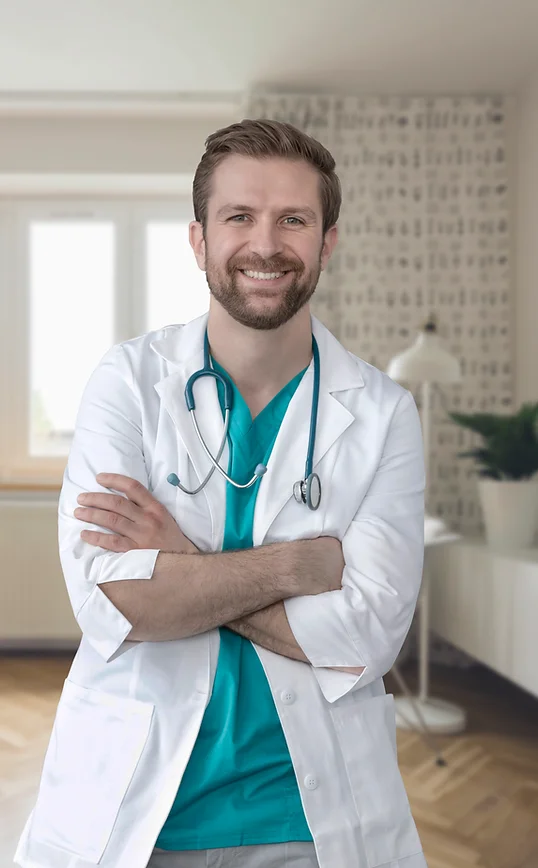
[245,94,512,535]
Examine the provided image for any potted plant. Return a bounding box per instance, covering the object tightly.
[448,402,538,548]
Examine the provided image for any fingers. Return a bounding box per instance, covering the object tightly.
[80,530,136,552]
[95,473,157,509]
[75,506,137,540]
[77,490,138,521]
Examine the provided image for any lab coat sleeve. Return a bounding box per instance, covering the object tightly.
[58,343,160,663]
[284,390,425,703]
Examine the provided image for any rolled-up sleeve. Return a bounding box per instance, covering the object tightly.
[284,390,425,702]
[58,343,160,662]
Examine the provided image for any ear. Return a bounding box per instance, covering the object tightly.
[320,225,338,271]
[189,221,206,270]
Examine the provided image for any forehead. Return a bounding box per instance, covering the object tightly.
[207,155,322,215]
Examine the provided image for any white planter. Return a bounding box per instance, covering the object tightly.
[478,477,538,549]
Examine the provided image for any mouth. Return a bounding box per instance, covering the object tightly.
[238,269,292,285]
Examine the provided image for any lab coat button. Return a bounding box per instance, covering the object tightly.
[280,689,296,705]
[304,775,318,790]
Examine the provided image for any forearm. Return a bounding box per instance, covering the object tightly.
[227,601,309,662]
[101,543,305,642]
[227,601,365,674]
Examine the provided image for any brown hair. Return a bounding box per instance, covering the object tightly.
[192,118,341,235]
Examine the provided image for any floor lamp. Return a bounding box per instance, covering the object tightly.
[386,314,467,735]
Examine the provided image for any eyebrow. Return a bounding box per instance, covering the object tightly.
[216,204,319,222]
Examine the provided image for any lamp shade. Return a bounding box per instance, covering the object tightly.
[386,315,461,384]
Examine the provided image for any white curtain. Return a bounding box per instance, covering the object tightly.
[245,93,511,536]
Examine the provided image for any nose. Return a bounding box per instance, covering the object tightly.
[247,218,284,261]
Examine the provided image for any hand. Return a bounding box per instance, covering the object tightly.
[74,473,199,554]
[293,536,345,596]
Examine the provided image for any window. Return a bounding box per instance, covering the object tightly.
[0,198,209,485]
[30,221,115,458]
[146,221,209,331]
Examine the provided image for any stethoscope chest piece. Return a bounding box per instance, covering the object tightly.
[293,472,322,511]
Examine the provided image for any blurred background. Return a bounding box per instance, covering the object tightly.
[1,2,537,866]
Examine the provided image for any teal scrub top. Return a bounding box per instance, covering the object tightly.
[155,359,313,850]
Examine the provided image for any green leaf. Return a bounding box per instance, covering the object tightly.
[448,402,538,479]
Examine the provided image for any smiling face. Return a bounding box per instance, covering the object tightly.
[190,155,338,331]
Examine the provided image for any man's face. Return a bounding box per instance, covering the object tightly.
[190,155,337,330]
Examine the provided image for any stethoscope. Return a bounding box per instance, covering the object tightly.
[167,332,322,510]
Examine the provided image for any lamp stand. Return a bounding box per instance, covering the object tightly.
[394,382,467,735]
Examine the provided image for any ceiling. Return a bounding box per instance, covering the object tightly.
[0,0,537,100]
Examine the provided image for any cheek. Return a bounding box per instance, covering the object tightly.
[206,237,241,269]
[297,234,324,265]
[284,240,311,268]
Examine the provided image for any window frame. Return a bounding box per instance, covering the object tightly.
[0,190,201,487]
[130,199,207,337]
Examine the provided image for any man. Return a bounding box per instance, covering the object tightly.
[15,119,427,868]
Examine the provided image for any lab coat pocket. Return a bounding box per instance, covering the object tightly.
[331,693,423,867]
[31,678,154,862]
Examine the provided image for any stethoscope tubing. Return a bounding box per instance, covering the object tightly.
[190,408,266,489]
[167,331,320,509]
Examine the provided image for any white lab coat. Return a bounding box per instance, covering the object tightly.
[15,313,427,868]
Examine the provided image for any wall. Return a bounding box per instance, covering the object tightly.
[0,495,80,646]
[247,92,514,534]
[0,113,238,174]
[0,95,529,644]
[516,70,538,405]
[0,109,241,645]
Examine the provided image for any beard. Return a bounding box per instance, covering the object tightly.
[204,249,322,331]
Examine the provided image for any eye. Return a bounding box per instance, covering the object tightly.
[283,216,304,226]
[229,214,249,223]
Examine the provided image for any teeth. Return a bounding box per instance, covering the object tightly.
[243,270,286,280]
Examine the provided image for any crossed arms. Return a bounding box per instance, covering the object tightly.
[60,344,425,701]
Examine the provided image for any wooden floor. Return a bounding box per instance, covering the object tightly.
[1,655,538,868]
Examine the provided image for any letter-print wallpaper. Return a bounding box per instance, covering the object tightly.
[246,93,511,536]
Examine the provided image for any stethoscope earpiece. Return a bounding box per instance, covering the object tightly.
[168,331,321,509]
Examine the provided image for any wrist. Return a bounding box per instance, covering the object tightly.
[278,540,311,597]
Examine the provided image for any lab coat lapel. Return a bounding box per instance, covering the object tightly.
[151,315,227,547]
[252,317,364,546]
[150,314,364,550]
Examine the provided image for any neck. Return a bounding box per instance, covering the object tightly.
[206,301,313,411]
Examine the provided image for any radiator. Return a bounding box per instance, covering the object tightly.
[0,494,80,649]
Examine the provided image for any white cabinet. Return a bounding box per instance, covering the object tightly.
[511,567,538,697]
[428,537,538,698]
